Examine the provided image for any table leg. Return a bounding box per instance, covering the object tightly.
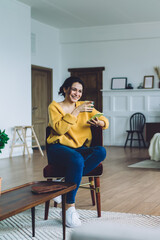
[62,194,66,240]
[44,200,50,220]
[31,207,35,237]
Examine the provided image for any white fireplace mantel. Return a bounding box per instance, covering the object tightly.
[101,88,160,92]
[101,88,160,146]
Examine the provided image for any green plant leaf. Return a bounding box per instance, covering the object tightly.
[0,129,9,153]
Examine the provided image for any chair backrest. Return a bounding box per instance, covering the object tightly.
[46,126,52,153]
[130,112,146,131]
[46,126,103,152]
[90,126,103,146]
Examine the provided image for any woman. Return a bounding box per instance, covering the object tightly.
[47,76,109,228]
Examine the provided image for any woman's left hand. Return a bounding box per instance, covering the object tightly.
[87,117,105,127]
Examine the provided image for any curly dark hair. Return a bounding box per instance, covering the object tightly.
[58,76,84,97]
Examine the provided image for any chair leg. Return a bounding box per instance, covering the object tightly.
[130,132,133,148]
[89,177,95,206]
[124,132,129,148]
[44,200,50,220]
[137,132,141,148]
[22,127,31,158]
[94,176,101,217]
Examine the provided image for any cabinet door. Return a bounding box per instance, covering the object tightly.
[68,67,104,112]
[145,123,160,143]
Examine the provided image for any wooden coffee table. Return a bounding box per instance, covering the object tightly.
[0,181,76,240]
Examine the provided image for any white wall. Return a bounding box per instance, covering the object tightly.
[60,22,160,89]
[0,2,62,159]
[31,19,62,101]
[0,0,31,158]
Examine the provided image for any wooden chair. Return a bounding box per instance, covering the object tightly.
[43,126,103,219]
[124,112,146,148]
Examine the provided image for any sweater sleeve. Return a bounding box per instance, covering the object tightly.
[48,104,77,135]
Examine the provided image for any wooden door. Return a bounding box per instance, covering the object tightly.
[68,67,105,112]
[32,65,52,147]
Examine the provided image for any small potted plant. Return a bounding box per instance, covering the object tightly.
[0,130,9,153]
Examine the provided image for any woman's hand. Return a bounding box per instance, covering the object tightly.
[72,101,94,116]
[87,117,105,127]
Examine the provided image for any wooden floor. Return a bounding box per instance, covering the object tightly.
[1,146,160,216]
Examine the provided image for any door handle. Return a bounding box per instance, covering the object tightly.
[32,107,38,112]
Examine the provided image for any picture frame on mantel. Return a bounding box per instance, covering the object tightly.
[143,75,154,89]
[111,77,127,90]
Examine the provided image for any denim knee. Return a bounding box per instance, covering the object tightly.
[96,146,107,161]
[68,151,84,171]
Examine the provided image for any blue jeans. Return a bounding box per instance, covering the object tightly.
[47,143,106,204]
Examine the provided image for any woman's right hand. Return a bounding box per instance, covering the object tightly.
[72,101,94,116]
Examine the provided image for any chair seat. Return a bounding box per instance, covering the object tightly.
[43,164,65,178]
[84,163,103,176]
[43,163,103,178]
[126,130,143,133]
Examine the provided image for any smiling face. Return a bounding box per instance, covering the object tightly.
[64,82,83,103]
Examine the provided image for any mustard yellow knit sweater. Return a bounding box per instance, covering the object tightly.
[47,101,109,148]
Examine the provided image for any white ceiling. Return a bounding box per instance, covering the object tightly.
[17,0,160,29]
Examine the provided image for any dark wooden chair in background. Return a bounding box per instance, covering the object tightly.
[124,112,146,148]
[43,126,104,219]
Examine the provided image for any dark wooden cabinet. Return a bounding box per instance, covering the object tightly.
[68,67,105,112]
[145,122,160,143]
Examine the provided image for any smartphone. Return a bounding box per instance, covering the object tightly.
[88,113,103,121]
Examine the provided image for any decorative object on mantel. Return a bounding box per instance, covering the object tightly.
[111,77,127,90]
[154,66,160,88]
[143,75,154,89]
[137,82,143,89]
[0,130,9,153]
[127,83,133,89]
